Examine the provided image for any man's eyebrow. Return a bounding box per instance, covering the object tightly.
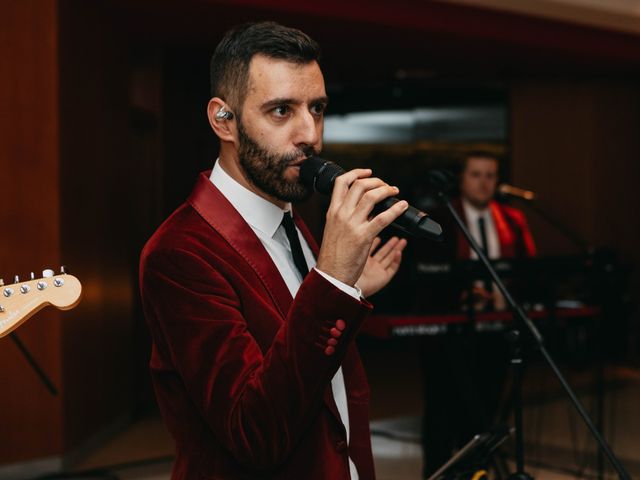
[260,96,329,110]
[311,96,329,106]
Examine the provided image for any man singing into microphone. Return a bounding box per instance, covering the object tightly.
[139,21,408,480]
[420,151,536,477]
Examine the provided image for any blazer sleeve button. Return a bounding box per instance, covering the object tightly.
[324,345,336,356]
[330,327,342,338]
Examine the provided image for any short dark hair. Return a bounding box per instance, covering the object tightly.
[209,22,320,112]
[462,150,500,170]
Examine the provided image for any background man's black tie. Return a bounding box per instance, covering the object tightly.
[281,212,309,279]
[477,216,489,257]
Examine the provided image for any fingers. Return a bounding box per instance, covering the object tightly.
[358,184,402,223]
[368,237,382,256]
[386,238,407,270]
[331,169,400,224]
[332,178,389,219]
[386,248,403,275]
[372,236,399,259]
[341,178,394,215]
[365,199,408,237]
[337,171,407,234]
[329,169,372,208]
[372,237,408,269]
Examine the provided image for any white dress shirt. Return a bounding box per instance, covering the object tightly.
[462,199,506,310]
[210,161,360,479]
[462,198,500,260]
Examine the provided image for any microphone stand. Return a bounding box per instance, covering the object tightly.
[433,188,631,480]
[9,332,58,395]
[505,192,611,480]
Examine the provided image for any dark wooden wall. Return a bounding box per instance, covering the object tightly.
[0,0,150,465]
[511,81,640,282]
[0,0,64,464]
[57,0,138,453]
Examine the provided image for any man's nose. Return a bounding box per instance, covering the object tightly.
[294,111,321,146]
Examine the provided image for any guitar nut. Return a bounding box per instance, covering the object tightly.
[37,281,47,290]
[3,288,14,297]
[54,278,64,287]
[20,285,31,294]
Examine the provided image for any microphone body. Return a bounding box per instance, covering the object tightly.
[300,156,443,240]
[498,183,536,201]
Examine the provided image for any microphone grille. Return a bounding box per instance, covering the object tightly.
[300,156,326,188]
[300,156,344,194]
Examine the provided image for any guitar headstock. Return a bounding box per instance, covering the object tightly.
[0,268,82,338]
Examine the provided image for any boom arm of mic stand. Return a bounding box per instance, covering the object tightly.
[438,192,631,480]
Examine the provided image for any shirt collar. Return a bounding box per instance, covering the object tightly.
[462,198,490,221]
[210,160,290,238]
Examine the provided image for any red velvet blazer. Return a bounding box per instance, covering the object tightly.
[139,172,376,479]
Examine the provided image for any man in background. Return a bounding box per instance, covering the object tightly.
[421,152,536,477]
[452,152,536,310]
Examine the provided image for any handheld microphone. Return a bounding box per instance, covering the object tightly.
[498,183,536,201]
[300,156,443,240]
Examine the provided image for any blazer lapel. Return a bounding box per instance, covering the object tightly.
[490,201,515,257]
[187,171,293,319]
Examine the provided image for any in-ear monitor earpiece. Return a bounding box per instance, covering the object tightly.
[216,106,234,120]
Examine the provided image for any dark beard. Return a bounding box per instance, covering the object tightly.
[237,120,316,202]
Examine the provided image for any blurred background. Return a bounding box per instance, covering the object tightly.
[1,0,639,479]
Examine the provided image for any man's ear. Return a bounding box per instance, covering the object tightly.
[207,97,236,143]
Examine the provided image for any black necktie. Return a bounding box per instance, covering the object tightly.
[477,216,489,256]
[281,212,309,279]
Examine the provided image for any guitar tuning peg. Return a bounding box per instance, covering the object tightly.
[14,275,19,284]
[0,278,4,287]
[30,272,35,280]
[61,265,67,274]
[42,269,54,278]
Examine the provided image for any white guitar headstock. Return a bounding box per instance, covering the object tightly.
[0,268,82,338]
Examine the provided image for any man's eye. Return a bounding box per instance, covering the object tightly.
[273,105,290,117]
[311,103,326,116]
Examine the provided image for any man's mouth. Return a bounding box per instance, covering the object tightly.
[288,158,307,168]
